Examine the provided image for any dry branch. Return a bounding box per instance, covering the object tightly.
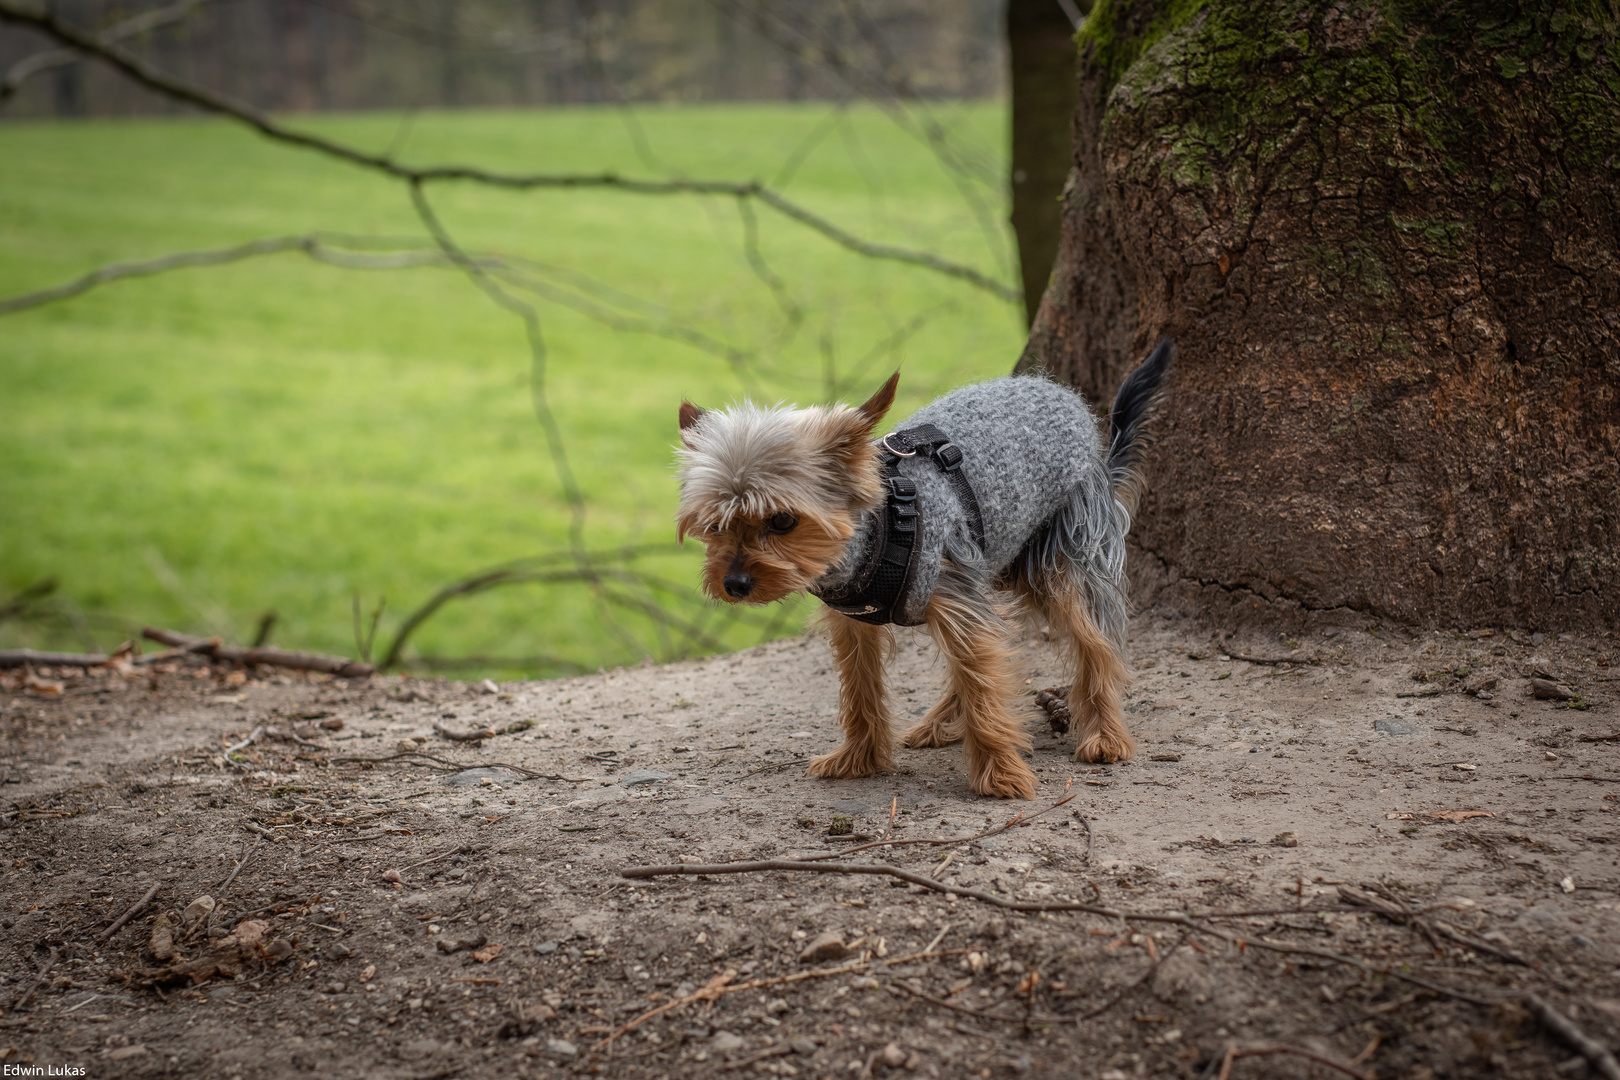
[0,0,209,104]
[329,748,581,782]
[799,791,1077,862]
[1525,994,1620,1080]
[8,948,57,1012]
[95,882,161,942]
[0,648,113,669]
[0,2,1015,303]
[141,626,374,678]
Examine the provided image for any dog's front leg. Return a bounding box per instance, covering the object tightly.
[808,612,895,779]
[925,571,1036,799]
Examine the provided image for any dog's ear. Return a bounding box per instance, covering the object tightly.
[678,401,705,446]
[855,373,899,430]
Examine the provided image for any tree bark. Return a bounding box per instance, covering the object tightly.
[1020,0,1620,633]
[1006,0,1084,326]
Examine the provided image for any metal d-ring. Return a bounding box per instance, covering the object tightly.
[880,433,917,457]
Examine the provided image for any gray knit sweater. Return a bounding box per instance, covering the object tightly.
[810,376,1130,637]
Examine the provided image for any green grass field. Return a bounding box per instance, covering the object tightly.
[0,102,1022,676]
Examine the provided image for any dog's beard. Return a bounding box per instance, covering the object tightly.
[700,512,855,605]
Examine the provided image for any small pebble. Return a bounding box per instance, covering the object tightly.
[710,1031,746,1054]
[799,931,849,964]
[534,941,560,955]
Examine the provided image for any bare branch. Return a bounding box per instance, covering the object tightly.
[0,648,111,669]
[0,1,1016,303]
[140,626,374,678]
[0,235,318,316]
[0,0,209,105]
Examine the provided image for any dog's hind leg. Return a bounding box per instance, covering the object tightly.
[901,693,962,748]
[1031,570,1134,764]
[808,611,896,779]
[925,565,1035,799]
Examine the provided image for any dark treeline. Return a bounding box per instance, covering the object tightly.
[1,0,1007,117]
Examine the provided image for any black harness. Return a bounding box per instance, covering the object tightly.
[813,424,985,626]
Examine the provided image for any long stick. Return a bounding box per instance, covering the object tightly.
[95,882,161,943]
[9,948,58,1011]
[0,649,110,668]
[1525,995,1620,1080]
[142,627,373,677]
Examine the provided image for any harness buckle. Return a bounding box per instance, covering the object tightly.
[880,433,917,457]
[886,476,917,501]
[934,442,963,471]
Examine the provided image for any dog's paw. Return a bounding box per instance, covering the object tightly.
[807,743,889,780]
[1075,730,1135,763]
[969,754,1037,800]
[901,719,961,749]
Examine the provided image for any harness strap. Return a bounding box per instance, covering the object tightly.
[879,424,986,553]
[813,423,985,627]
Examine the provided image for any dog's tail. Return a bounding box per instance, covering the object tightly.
[1106,337,1174,511]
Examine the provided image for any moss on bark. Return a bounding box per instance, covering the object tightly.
[1024,0,1620,631]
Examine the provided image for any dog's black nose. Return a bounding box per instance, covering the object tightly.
[723,572,754,599]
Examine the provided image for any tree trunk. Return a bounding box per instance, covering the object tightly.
[1019,0,1620,633]
[1006,0,1084,327]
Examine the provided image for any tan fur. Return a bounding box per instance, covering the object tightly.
[696,510,855,606]
[900,691,961,749]
[923,585,1036,798]
[806,610,896,779]
[1017,566,1135,764]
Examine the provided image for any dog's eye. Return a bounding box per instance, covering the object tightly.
[766,512,798,534]
[706,522,722,534]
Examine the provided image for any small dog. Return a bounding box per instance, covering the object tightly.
[674,341,1172,798]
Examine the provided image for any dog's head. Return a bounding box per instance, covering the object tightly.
[674,375,898,604]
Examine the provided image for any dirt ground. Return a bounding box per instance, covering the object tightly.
[3,613,1619,1079]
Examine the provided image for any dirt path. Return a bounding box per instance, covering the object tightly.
[2,616,1618,1079]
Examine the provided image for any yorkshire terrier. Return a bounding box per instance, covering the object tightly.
[674,341,1173,799]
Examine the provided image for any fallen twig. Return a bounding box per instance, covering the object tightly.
[1525,993,1620,1080]
[1336,884,1533,967]
[223,726,264,768]
[330,749,579,781]
[9,947,58,1011]
[801,791,1078,863]
[595,968,738,1050]
[1579,733,1620,743]
[890,979,1042,1024]
[95,882,161,942]
[623,859,1504,1006]
[1067,930,1188,1022]
[0,648,113,668]
[217,836,265,894]
[1227,653,1313,667]
[599,948,952,1052]
[142,626,374,678]
[744,757,810,776]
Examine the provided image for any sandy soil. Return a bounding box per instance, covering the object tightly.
[2,614,1618,1079]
